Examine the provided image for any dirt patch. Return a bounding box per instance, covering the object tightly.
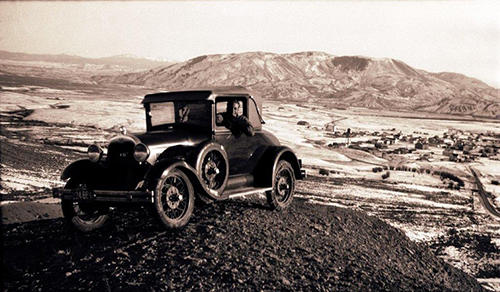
[0,135,78,194]
[2,199,484,291]
[1,200,62,224]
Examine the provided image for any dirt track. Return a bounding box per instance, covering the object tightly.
[470,167,500,218]
[2,198,484,291]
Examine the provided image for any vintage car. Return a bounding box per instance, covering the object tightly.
[53,87,305,231]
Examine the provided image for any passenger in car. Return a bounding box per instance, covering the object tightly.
[217,100,255,137]
[178,104,190,123]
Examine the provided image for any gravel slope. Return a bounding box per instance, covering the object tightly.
[2,198,484,291]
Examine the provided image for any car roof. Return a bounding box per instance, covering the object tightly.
[141,86,253,104]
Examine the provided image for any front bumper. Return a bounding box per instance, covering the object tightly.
[53,187,153,203]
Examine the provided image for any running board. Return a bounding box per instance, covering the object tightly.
[226,187,272,199]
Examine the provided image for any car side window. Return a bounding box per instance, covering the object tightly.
[150,102,175,126]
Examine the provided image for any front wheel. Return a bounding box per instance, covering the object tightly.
[153,169,195,229]
[266,160,295,210]
[61,180,109,232]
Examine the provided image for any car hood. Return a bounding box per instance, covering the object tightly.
[131,127,210,164]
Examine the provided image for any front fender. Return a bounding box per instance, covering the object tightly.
[61,159,103,181]
[145,158,222,201]
[145,158,193,182]
[253,146,303,187]
[156,145,198,165]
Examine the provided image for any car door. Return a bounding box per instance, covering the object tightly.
[214,96,260,175]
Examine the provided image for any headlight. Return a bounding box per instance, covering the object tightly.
[88,144,103,163]
[133,143,150,162]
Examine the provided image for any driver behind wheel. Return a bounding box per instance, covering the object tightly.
[216,100,255,137]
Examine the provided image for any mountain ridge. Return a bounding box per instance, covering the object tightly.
[92,51,498,117]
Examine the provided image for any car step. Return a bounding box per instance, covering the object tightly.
[225,187,272,199]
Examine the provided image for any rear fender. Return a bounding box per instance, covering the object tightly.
[254,146,302,187]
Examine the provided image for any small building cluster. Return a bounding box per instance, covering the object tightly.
[324,127,499,164]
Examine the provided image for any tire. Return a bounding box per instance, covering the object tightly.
[266,160,295,210]
[153,169,195,229]
[61,179,109,232]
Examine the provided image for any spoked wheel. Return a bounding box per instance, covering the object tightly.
[196,143,229,200]
[266,160,295,210]
[61,180,109,232]
[153,169,195,229]
[201,150,227,190]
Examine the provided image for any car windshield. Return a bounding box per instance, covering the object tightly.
[148,100,211,130]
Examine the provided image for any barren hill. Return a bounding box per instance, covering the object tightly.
[93,52,499,118]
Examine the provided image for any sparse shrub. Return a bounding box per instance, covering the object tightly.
[492,180,499,185]
[475,234,499,254]
[440,171,464,187]
[382,171,390,180]
[389,166,394,170]
[319,168,329,176]
[411,168,417,172]
[372,167,383,173]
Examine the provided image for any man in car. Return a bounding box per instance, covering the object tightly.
[217,100,255,137]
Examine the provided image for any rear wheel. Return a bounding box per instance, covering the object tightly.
[61,179,109,232]
[153,169,195,229]
[266,160,295,210]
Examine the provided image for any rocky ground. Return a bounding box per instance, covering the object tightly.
[2,199,485,291]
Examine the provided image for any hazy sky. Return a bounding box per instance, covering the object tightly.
[1,1,499,87]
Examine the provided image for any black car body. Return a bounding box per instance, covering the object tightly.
[53,87,305,231]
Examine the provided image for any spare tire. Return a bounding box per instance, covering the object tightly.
[195,142,229,199]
